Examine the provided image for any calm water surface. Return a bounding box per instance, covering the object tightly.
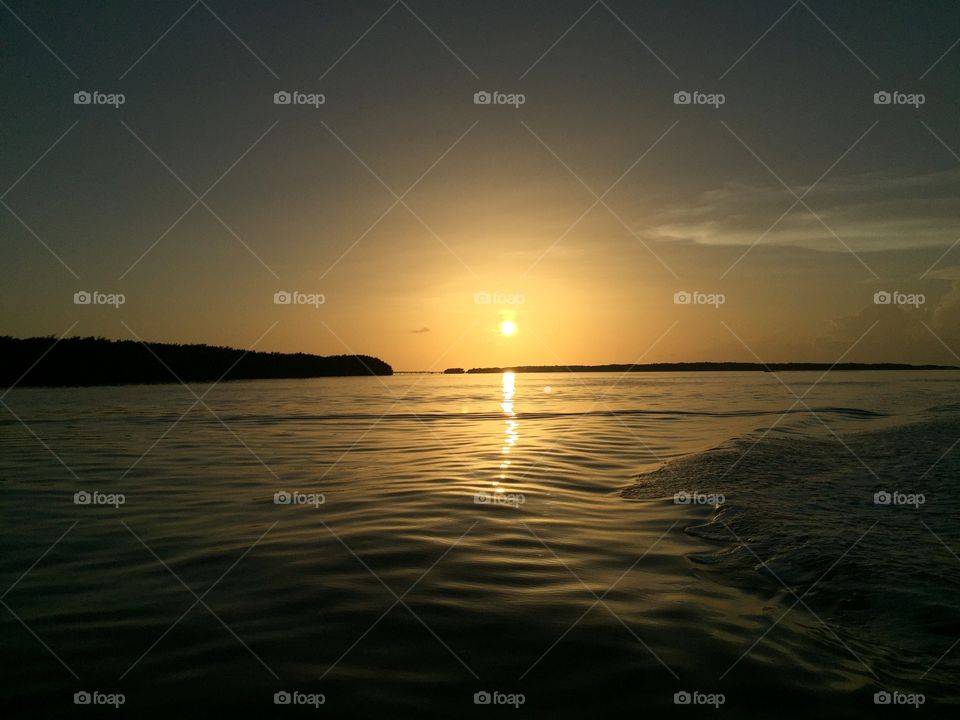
[1,371,959,717]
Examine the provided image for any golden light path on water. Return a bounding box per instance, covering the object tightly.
[495,371,518,495]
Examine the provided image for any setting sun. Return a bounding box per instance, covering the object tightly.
[500,320,517,336]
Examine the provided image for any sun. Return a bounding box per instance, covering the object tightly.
[500,320,517,336]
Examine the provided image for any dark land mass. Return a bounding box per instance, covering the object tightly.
[466,362,958,373]
[0,336,392,388]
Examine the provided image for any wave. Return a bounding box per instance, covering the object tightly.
[621,406,960,691]
[0,405,890,426]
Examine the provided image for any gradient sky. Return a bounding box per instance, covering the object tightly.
[2,0,959,370]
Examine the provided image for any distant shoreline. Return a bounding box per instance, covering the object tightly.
[444,362,959,374]
[1,336,392,388]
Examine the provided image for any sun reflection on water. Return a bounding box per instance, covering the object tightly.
[494,371,519,493]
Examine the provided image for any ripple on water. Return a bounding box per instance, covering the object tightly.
[2,372,959,716]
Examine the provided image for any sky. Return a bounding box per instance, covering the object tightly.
[1,0,959,370]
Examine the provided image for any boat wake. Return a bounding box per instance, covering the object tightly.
[622,404,960,692]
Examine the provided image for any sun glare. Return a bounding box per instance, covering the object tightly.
[500,320,517,336]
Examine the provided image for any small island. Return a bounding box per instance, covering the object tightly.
[443,367,465,374]
[0,336,393,388]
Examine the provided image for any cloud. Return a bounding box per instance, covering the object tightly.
[925,264,960,281]
[641,169,960,253]
[820,278,960,363]
[411,327,430,334]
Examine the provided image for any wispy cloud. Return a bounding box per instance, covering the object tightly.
[642,169,960,253]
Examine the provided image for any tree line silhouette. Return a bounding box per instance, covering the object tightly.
[0,336,392,388]
[465,362,956,373]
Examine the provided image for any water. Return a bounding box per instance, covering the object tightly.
[1,371,958,717]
